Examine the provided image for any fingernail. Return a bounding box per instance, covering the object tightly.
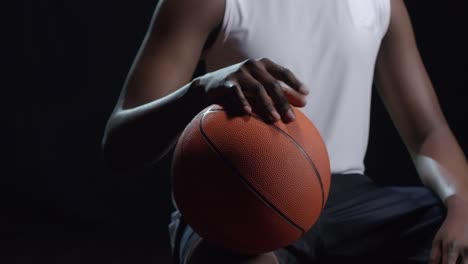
[244,105,252,114]
[286,109,295,121]
[300,85,309,94]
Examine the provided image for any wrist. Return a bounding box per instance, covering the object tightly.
[184,78,210,113]
[445,193,468,209]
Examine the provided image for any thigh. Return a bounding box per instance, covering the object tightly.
[168,174,385,264]
[187,239,279,264]
[169,211,280,264]
[321,181,446,263]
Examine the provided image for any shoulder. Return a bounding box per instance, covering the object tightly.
[385,0,411,37]
[154,0,225,33]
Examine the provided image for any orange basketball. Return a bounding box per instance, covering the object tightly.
[171,105,331,255]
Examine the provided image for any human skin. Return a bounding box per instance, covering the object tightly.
[102,0,468,263]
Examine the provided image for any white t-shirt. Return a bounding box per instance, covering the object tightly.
[203,0,391,174]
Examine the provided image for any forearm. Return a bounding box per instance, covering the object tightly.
[412,124,468,205]
[102,79,206,170]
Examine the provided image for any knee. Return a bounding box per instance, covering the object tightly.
[186,240,279,264]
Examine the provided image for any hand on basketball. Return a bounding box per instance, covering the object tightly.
[429,195,468,264]
[196,58,309,123]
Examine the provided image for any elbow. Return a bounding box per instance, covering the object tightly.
[101,115,134,172]
[101,130,138,172]
[101,111,176,171]
[101,129,123,172]
[101,114,163,172]
[101,129,116,168]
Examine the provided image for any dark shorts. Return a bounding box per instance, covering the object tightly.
[168,173,446,264]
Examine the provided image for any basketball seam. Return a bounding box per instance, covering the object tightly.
[199,109,305,235]
[254,116,325,209]
[208,108,326,209]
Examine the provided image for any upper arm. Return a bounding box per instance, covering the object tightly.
[374,0,447,152]
[120,0,225,109]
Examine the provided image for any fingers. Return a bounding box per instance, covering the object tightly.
[246,63,295,122]
[283,87,307,107]
[238,72,281,122]
[430,240,468,264]
[462,248,468,264]
[242,59,306,122]
[442,242,459,264]
[223,80,252,114]
[260,58,309,95]
[218,58,307,123]
[430,240,442,264]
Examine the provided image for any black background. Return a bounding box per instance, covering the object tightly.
[13,0,467,262]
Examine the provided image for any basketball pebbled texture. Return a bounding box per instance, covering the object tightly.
[172,105,331,254]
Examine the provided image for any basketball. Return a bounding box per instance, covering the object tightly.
[171,105,331,255]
